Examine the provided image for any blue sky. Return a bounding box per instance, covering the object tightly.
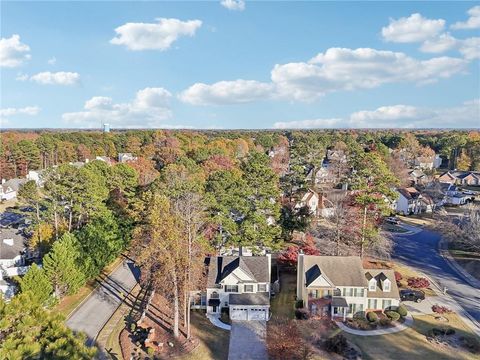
[1,1,479,129]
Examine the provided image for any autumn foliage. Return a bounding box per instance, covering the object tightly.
[407,277,430,289]
[278,234,320,266]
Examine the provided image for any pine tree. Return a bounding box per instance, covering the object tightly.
[43,233,86,298]
[19,264,53,307]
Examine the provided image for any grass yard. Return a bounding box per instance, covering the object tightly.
[270,270,296,319]
[449,249,480,282]
[56,257,123,317]
[179,311,230,360]
[391,263,437,297]
[344,313,480,360]
[397,215,436,228]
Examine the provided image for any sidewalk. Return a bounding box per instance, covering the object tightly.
[336,314,413,336]
[206,314,232,331]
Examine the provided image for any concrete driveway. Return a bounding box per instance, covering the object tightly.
[66,260,139,346]
[392,227,480,334]
[228,321,267,360]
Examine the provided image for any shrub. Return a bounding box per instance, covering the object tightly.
[379,318,392,327]
[432,305,452,314]
[397,305,408,317]
[295,308,309,320]
[394,271,403,282]
[407,277,430,289]
[346,318,373,330]
[295,300,304,309]
[366,312,378,323]
[385,311,400,321]
[324,334,348,354]
[146,347,155,356]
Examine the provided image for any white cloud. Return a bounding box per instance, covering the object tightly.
[273,118,343,129]
[459,37,480,60]
[0,106,40,123]
[382,13,445,43]
[29,71,80,85]
[272,100,480,129]
[47,56,57,65]
[220,0,245,11]
[180,48,468,104]
[0,35,31,68]
[420,33,458,53]
[110,18,202,51]
[179,79,274,105]
[451,6,480,30]
[272,48,467,101]
[62,87,173,128]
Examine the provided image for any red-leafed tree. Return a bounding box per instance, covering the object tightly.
[278,234,320,267]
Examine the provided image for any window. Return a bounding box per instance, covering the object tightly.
[383,300,392,310]
[309,290,318,298]
[257,284,267,292]
[225,285,238,293]
[369,279,377,291]
[368,299,378,309]
[383,280,391,292]
[244,284,254,292]
[211,291,219,299]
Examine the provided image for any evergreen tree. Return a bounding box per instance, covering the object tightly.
[19,264,54,307]
[43,233,86,298]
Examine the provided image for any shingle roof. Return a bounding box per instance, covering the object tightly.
[207,256,270,288]
[397,187,420,200]
[0,228,26,260]
[229,292,270,306]
[364,269,400,299]
[302,256,367,287]
[1,178,26,193]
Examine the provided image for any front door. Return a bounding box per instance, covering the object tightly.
[212,305,217,313]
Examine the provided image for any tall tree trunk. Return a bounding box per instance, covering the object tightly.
[68,200,73,232]
[35,203,42,243]
[360,206,367,258]
[172,267,179,338]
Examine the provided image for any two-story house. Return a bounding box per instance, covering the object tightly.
[395,187,433,215]
[205,255,271,321]
[297,255,400,320]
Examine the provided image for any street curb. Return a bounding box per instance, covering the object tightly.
[438,238,480,289]
[65,258,124,320]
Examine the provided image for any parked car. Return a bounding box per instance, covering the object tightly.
[400,289,425,303]
[462,190,475,195]
[385,216,400,225]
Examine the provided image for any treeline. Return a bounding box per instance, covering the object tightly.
[1,130,479,181]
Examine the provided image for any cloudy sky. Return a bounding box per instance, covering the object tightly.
[1,1,479,129]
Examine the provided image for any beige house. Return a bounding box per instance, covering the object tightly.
[297,255,400,320]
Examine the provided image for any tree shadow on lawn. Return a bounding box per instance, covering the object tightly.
[346,315,479,360]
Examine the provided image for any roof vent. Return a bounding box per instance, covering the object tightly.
[3,238,14,246]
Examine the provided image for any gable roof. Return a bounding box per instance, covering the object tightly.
[1,178,26,193]
[364,269,400,299]
[302,256,367,287]
[0,228,26,261]
[397,187,420,200]
[207,256,269,288]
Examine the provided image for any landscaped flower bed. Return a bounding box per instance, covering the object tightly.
[343,306,408,331]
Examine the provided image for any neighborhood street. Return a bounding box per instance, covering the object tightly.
[66,260,140,346]
[391,227,480,333]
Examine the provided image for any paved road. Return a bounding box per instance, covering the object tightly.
[66,260,140,346]
[391,227,480,329]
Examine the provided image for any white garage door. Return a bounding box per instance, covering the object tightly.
[230,307,248,320]
[248,308,267,320]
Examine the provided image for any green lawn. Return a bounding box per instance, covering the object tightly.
[270,270,296,319]
[179,311,230,360]
[345,313,480,360]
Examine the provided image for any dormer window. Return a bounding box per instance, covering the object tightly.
[383,279,391,292]
[369,278,377,291]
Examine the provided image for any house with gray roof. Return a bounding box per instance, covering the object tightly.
[205,255,271,321]
[297,254,400,320]
[0,178,27,201]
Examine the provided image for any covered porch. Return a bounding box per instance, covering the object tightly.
[331,297,349,321]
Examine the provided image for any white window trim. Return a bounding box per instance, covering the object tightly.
[369,279,377,291]
[383,280,391,292]
[257,283,267,292]
[244,284,255,293]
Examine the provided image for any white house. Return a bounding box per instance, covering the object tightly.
[0,178,26,201]
[0,228,28,300]
[118,153,137,163]
[295,189,319,216]
[297,255,400,320]
[26,170,45,186]
[395,187,433,215]
[205,256,271,321]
